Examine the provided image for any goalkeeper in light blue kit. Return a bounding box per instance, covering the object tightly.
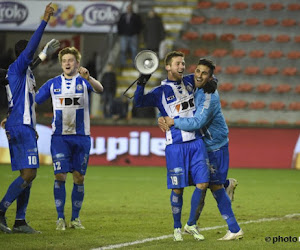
[35,47,103,230]
[0,3,55,234]
[134,51,218,242]
[162,58,244,240]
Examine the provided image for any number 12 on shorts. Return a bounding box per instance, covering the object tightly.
[53,162,61,171]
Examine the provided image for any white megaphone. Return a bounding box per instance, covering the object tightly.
[134,50,159,75]
[123,50,159,98]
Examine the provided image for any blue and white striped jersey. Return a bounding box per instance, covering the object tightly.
[35,73,94,135]
[5,20,48,129]
[134,75,201,145]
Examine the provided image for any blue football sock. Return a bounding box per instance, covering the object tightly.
[170,190,183,229]
[54,180,66,219]
[0,176,27,212]
[16,183,32,220]
[212,188,240,233]
[224,179,230,189]
[71,183,84,221]
[187,187,203,226]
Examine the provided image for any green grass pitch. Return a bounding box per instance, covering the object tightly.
[0,165,300,249]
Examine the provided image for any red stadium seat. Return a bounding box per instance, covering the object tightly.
[194,48,209,57]
[233,2,248,10]
[275,34,291,43]
[212,48,228,57]
[215,1,230,9]
[287,51,300,59]
[268,50,284,59]
[282,67,297,76]
[197,1,213,9]
[274,120,289,125]
[275,84,291,93]
[220,33,235,42]
[263,66,279,76]
[177,48,190,55]
[207,17,223,25]
[244,66,260,75]
[201,33,217,41]
[255,119,271,125]
[281,19,297,27]
[225,66,241,75]
[249,50,265,58]
[220,99,228,108]
[231,100,248,109]
[263,18,278,27]
[269,101,285,110]
[237,82,253,92]
[187,64,197,73]
[245,18,260,26]
[231,49,246,58]
[215,65,222,74]
[251,2,266,10]
[294,85,300,94]
[287,3,300,11]
[219,82,234,92]
[226,17,242,25]
[294,36,300,43]
[238,34,254,42]
[288,102,300,111]
[249,100,266,110]
[190,16,206,25]
[269,3,284,11]
[182,31,199,40]
[256,34,272,42]
[256,83,273,93]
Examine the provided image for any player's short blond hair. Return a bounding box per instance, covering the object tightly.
[58,47,81,64]
[164,51,184,66]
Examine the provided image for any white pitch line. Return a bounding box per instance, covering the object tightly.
[92,213,300,250]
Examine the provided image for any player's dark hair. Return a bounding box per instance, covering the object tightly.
[15,40,28,57]
[164,51,184,66]
[198,58,216,76]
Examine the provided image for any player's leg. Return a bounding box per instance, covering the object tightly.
[184,139,209,241]
[51,135,70,230]
[0,126,39,234]
[209,144,243,240]
[69,135,90,229]
[165,144,186,241]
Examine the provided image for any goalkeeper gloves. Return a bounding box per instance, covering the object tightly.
[203,78,218,94]
[38,39,60,61]
[137,74,151,86]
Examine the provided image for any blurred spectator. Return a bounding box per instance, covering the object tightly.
[0,48,14,69]
[101,63,117,118]
[132,103,156,118]
[143,9,165,54]
[111,95,129,120]
[117,3,143,68]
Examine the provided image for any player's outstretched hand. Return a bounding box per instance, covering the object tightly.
[38,39,60,61]
[43,3,54,22]
[203,78,217,94]
[137,74,151,86]
[78,66,90,80]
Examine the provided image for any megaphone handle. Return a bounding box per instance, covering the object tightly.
[123,77,139,99]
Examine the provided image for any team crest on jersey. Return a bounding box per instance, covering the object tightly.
[186,84,193,92]
[76,84,83,91]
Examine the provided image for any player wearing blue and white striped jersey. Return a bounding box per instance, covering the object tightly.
[35,47,103,231]
[134,51,209,241]
[163,59,243,241]
[0,3,54,234]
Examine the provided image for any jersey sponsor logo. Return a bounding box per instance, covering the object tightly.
[54,88,61,93]
[167,95,175,101]
[56,96,84,108]
[169,97,195,114]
